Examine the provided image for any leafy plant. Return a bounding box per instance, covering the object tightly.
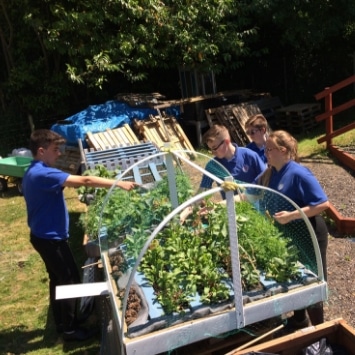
[77,165,119,204]
[79,166,192,244]
[80,166,301,315]
[139,200,300,314]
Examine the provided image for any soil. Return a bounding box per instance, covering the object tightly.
[300,152,355,330]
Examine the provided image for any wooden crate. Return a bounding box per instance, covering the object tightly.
[171,319,280,355]
[228,318,355,355]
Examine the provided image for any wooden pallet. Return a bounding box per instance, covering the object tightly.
[133,115,195,159]
[86,124,139,150]
[205,107,219,127]
[253,96,283,120]
[218,105,251,146]
[205,96,282,129]
[232,102,261,129]
[206,99,284,146]
[204,102,257,146]
[275,103,321,132]
[54,146,81,174]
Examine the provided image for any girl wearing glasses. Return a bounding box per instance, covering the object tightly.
[245,114,271,164]
[254,130,329,331]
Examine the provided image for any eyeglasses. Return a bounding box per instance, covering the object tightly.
[210,140,225,152]
[246,128,260,136]
[265,147,278,152]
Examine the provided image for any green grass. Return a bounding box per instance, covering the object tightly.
[0,188,100,355]
[295,108,355,158]
[0,118,353,354]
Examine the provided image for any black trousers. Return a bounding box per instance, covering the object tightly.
[310,214,329,281]
[294,214,329,325]
[30,233,81,332]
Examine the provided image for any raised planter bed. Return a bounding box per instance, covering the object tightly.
[230,317,355,355]
[327,145,355,235]
[90,150,328,355]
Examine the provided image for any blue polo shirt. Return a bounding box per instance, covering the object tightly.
[200,144,266,189]
[252,161,329,274]
[246,141,267,165]
[260,160,328,210]
[23,160,70,240]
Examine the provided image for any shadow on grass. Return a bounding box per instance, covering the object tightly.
[0,183,26,199]
[0,210,101,354]
[0,318,101,354]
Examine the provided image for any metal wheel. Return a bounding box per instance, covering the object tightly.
[0,177,8,192]
[17,179,23,195]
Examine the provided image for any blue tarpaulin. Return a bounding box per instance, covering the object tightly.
[51,100,180,146]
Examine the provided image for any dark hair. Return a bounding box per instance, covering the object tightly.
[245,114,271,134]
[29,129,65,156]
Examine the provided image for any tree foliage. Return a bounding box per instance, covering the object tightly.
[1,0,355,124]
[34,0,259,86]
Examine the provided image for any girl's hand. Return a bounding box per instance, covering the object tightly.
[273,211,293,224]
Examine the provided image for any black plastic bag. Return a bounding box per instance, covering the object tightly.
[302,338,333,355]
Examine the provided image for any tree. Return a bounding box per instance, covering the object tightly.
[250,0,355,98]
[39,0,259,87]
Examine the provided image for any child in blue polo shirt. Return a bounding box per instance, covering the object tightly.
[244,113,270,165]
[200,124,266,191]
[254,130,329,329]
[23,129,138,342]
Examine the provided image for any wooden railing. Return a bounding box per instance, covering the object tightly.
[315,75,355,149]
[314,76,355,235]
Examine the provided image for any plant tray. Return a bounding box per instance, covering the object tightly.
[103,245,327,355]
[229,318,355,355]
[126,263,320,338]
[0,156,32,178]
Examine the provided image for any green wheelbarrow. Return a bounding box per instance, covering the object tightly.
[0,156,32,194]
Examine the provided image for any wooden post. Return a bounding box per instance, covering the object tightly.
[324,88,333,149]
[28,114,35,132]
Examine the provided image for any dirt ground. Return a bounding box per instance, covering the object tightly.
[301,153,355,329]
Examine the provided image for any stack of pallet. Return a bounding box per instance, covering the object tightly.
[133,114,195,159]
[80,124,168,184]
[205,102,258,146]
[79,116,196,183]
[275,103,321,132]
[204,97,284,146]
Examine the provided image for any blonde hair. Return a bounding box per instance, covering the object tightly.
[257,130,299,187]
[269,130,299,161]
[203,125,230,146]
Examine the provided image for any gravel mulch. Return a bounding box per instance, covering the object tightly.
[301,152,355,329]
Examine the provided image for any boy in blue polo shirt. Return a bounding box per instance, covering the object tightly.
[200,124,266,191]
[23,129,138,342]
